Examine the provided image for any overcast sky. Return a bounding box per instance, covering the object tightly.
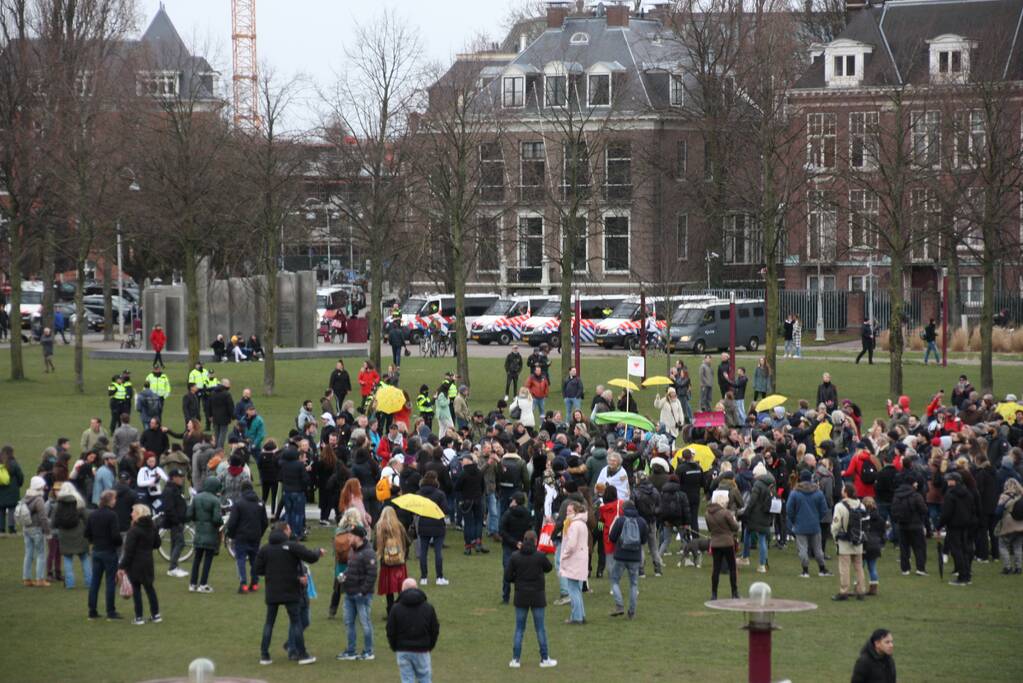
[139,0,519,128]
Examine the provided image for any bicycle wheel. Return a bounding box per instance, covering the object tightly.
[158,524,195,563]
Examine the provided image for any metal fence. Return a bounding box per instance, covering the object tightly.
[867,289,923,330]
[951,290,1023,328]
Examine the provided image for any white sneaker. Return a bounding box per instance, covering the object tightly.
[197,584,214,593]
[298,656,317,665]
[756,566,768,574]
[420,578,428,585]
[683,558,694,567]
[435,577,449,586]
[188,584,197,592]
[509,659,521,668]
[168,568,188,578]
[539,658,558,668]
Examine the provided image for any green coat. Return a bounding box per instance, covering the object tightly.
[189,477,224,551]
[745,472,776,534]
[0,458,25,507]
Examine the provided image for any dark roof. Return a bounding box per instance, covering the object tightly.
[137,7,217,99]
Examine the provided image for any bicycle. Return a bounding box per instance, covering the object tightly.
[119,334,138,349]
[155,499,236,563]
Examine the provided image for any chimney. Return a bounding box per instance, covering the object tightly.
[606,3,630,28]
[547,4,570,29]
[519,33,528,53]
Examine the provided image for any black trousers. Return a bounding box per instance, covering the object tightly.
[130,578,159,620]
[946,527,973,582]
[711,546,737,596]
[856,342,874,364]
[898,527,927,572]
[505,373,519,398]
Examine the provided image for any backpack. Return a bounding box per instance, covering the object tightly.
[859,458,878,485]
[375,476,393,502]
[0,463,10,487]
[1010,496,1023,522]
[838,501,867,546]
[382,538,406,566]
[634,484,660,520]
[54,499,79,530]
[501,458,523,489]
[14,499,34,529]
[618,515,642,552]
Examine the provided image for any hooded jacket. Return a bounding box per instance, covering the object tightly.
[342,539,377,595]
[50,487,88,555]
[278,447,308,493]
[608,505,648,562]
[189,477,224,550]
[585,448,608,490]
[745,472,776,533]
[254,528,321,604]
[386,588,440,652]
[453,462,484,500]
[891,482,927,530]
[226,487,269,545]
[505,539,553,608]
[499,504,532,549]
[119,516,161,583]
[996,480,1023,536]
[940,484,978,530]
[785,481,829,535]
[705,502,739,549]
[850,638,897,683]
[558,510,589,581]
[415,484,448,538]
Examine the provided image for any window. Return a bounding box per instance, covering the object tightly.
[849,111,878,169]
[670,73,684,106]
[938,50,962,74]
[723,213,762,264]
[807,189,837,261]
[561,215,588,273]
[75,71,93,97]
[957,187,985,252]
[480,142,504,202]
[719,309,730,320]
[603,214,630,272]
[503,76,525,108]
[704,139,714,180]
[833,54,855,77]
[570,32,589,45]
[848,190,879,249]
[605,142,631,200]
[960,275,983,304]
[911,111,941,167]
[477,215,501,273]
[807,113,836,169]
[910,189,939,262]
[848,274,879,292]
[808,274,836,291]
[588,73,610,106]
[676,213,688,261]
[520,142,545,201]
[928,36,974,82]
[956,110,985,167]
[137,71,179,98]
[545,74,567,107]
[676,140,687,177]
[517,215,544,281]
[562,141,590,200]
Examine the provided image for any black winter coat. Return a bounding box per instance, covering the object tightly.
[226,488,269,545]
[423,460,453,496]
[119,517,161,583]
[114,484,137,532]
[505,541,553,608]
[253,529,321,604]
[386,588,439,652]
[658,481,690,526]
[342,541,377,595]
[159,482,187,528]
[499,504,532,549]
[973,465,999,515]
[278,448,308,493]
[940,484,978,530]
[454,462,484,501]
[850,642,897,683]
[890,483,927,531]
[352,454,380,494]
[84,506,122,553]
[209,387,235,427]
[415,485,448,538]
[182,392,201,424]
[874,465,898,505]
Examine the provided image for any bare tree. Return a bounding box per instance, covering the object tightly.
[320,10,422,371]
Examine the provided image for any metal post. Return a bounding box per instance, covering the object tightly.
[573,290,581,380]
[867,259,874,324]
[326,210,331,284]
[116,224,124,337]
[706,250,711,289]
[748,626,773,683]
[815,261,825,342]
[639,290,647,379]
[941,268,949,368]
[349,222,355,280]
[729,290,736,381]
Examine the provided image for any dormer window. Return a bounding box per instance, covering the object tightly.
[669,73,684,107]
[503,75,525,108]
[938,50,962,74]
[588,74,610,106]
[137,71,179,98]
[928,35,975,83]
[823,39,871,88]
[833,55,855,78]
[570,32,589,45]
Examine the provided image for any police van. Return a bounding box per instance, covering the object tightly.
[522,295,626,347]
[395,293,500,343]
[669,299,767,353]
[593,296,716,349]
[469,296,552,345]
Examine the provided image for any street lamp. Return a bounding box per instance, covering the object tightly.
[815,259,825,342]
[705,250,720,290]
[117,175,142,336]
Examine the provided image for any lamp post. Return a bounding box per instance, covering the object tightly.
[118,178,141,337]
[941,267,949,367]
[728,290,736,380]
[815,260,825,342]
[705,250,720,290]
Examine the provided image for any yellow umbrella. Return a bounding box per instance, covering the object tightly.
[755,394,787,413]
[642,375,673,387]
[813,421,833,456]
[670,443,716,472]
[995,402,1023,421]
[390,494,445,520]
[374,384,406,415]
[608,378,640,392]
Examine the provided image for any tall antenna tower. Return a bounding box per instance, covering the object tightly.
[231,0,259,129]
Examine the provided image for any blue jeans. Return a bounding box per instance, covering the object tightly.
[564,397,581,417]
[284,490,306,538]
[784,339,794,356]
[535,398,545,418]
[397,651,432,682]
[462,499,482,546]
[88,549,119,616]
[502,545,514,602]
[286,594,311,656]
[486,493,500,535]
[565,578,585,622]
[878,503,898,544]
[22,529,46,580]
[63,553,92,588]
[924,341,940,364]
[743,530,769,566]
[610,559,640,614]
[418,535,444,580]
[736,399,746,423]
[553,541,569,597]
[261,601,306,659]
[234,541,259,584]
[864,557,878,582]
[513,606,549,661]
[342,593,374,656]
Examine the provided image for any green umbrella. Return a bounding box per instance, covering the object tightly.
[593,411,656,431]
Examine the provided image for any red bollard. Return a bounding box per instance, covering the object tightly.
[748,624,773,683]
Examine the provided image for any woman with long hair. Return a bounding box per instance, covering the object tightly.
[339,478,373,529]
[118,504,161,625]
[375,506,410,615]
[316,444,339,526]
[752,357,771,402]
[329,507,365,619]
[257,440,279,516]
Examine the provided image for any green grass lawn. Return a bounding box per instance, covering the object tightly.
[0,346,1021,682]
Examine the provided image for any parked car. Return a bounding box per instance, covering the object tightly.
[31,303,104,332]
[82,294,134,324]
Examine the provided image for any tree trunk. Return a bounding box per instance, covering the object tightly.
[559,254,574,384]
[8,220,25,380]
[979,244,995,393]
[368,255,383,370]
[944,238,960,332]
[74,260,86,394]
[182,245,200,367]
[40,225,56,332]
[452,228,470,387]
[262,271,277,396]
[888,251,905,395]
[102,252,114,340]
[764,252,780,393]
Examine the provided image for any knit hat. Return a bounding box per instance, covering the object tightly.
[650,456,670,473]
[799,469,813,482]
[351,526,367,538]
[752,463,767,477]
[27,476,46,494]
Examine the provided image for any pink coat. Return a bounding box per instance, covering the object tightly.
[558,512,590,581]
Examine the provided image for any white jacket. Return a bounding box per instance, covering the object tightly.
[654,394,685,437]
[512,396,535,428]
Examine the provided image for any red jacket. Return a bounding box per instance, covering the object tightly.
[598,499,624,555]
[149,328,166,352]
[357,370,379,397]
[526,375,549,400]
[842,450,877,499]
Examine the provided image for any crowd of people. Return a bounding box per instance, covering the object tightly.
[3,345,1023,682]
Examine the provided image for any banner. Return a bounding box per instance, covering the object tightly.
[627,355,645,377]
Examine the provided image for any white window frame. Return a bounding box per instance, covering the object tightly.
[911,110,941,168]
[570,32,589,45]
[849,111,878,170]
[605,141,631,200]
[928,35,975,83]
[136,70,179,98]
[723,213,762,265]
[520,141,545,201]
[587,71,611,107]
[807,189,837,261]
[544,70,568,108]
[669,73,684,107]
[503,74,525,108]
[960,275,984,304]
[561,140,590,199]
[955,109,986,168]
[808,274,837,291]
[806,112,836,170]
[848,274,879,293]
[676,213,688,261]
[517,212,545,272]
[561,215,589,274]
[823,40,871,88]
[957,187,985,253]
[848,189,879,250]
[910,189,938,262]
[602,211,631,274]
[477,214,502,274]
[479,142,505,202]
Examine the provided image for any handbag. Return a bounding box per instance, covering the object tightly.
[509,403,522,420]
[537,522,556,554]
[769,497,783,515]
[305,565,318,599]
[118,570,133,599]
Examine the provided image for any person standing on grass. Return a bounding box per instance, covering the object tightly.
[855,318,875,365]
[787,469,832,578]
[558,500,589,625]
[149,324,166,367]
[850,628,896,683]
[330,360,352,414]
[831,483,867,601]
[337,526,378,662]
[608,500,648,619]
[1,445,26,535]
[506,529,557,669]
[85,489,122,620]
[160,470,189,578]
[698,355,713,411]
[783,314,795,358]
[922,318,940,365]
[940,472,977,586]
[21,475,51,587]
[41,326,55,373]
[706,489,740,600]
[50,484,90,589]
[792,315,802,358]
[118,504,161,626]
[255,521,324,666]
[525,366,549,419]
[376,506,411,617]
[387,577,440,682]
[227,481,269,593]
[753,357,771,402]
[188,477,223,593]
[504,345,523,401]
[416,471,449,586]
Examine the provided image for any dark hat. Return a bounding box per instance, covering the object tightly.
[552,456,567,472]
[799,469,813,482]
[351,526,367,538]
[945,472,963,484]
[118,471,132,482]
